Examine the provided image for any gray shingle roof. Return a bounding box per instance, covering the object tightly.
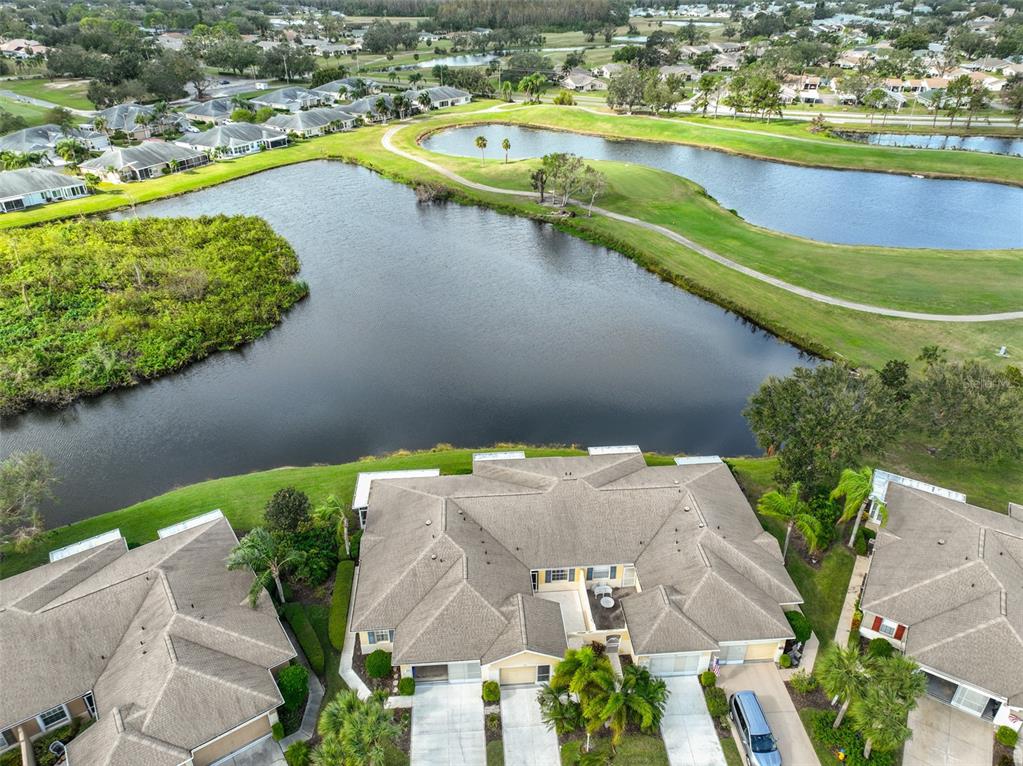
[181,98,235,119]
[263,107,356,133]
[0,123,102,154]
[0,517,295,755]
[862,483,1023,704]
[0,167,85,198]
[94,103,156,132]
[352,455,799,665]
[182,122,281,149]
[81,141,206,172]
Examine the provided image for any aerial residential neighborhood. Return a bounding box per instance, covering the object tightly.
[0,0,1020,766]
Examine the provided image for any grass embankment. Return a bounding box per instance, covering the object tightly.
[0,216,307,415]
[2,78,94,110]
[0,95,51,126]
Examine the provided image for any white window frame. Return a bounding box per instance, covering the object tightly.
[83,692,97,719]
[878,619,898,638]
[549,569,570,582]
[36,703,69,731]
[1,729,17,751]
[536,665,551,683]
[589,565,612,580]
[370,629,394,643]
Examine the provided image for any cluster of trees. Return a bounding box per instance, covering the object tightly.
[745,355,1023,497]
[0,450,57,552]
[431,64,494,95]
[528,152,608,213]
[537,644,668,752]
[0,216,309,416]
[434,0,628,32]
[362,19,421,53]
[723,69,784,121]
[606,68,688,113]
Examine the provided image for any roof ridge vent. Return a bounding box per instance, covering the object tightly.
[978,528,986,559]
[1000,589,1007,617]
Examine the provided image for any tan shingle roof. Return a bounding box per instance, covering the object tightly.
[862,484,1023,704]
[352,456,799,664]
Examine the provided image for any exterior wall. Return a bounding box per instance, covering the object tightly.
[743,641,783,662]
[635,651,713,676]
[0,694,93,753]
[535,565,628,592]
[994,704,1022,732]
[858,610,907,651]
[482,651,559,683]
[192,713,272,766]
[358,630,395,654]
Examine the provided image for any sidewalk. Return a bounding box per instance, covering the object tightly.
[279,622,326,748]
[834,555,871,647]
[339,565,373,700]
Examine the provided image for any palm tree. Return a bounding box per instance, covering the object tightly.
[374,96,390,122]
[309,734,347,766]
[850,686,913,758]
[501,137,511,163]
[388,70,399,85]
[317,691,401,766]
[313,494,352,556]
[475,135,487,164]
[816,643,870,728]
[408,72,424,88]
[872,655,926,709]
[757,483,821,560]
[536,684,583,735]
[417,91,431,111]
[392,94,409,119]
[582,665,658,751]
[831,466,885,548]
[501,80,514,102]
[93,116,108,136]
[552,645,609,704]
[622,665,668,730]
[225,527,306,606]
[317,689,362,739]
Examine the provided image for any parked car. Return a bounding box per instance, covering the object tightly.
[729,690,782,766]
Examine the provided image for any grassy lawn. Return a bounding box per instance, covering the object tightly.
[721,737,744,766]
[2,78,94,110]
[0,94,52,126]
[486,740,505,766]
[561,734,670,765]
[305,603,347,712]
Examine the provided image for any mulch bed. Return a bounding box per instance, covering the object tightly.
[785,680,832,713]
[352,637,399,693]
[485,709,503,745]
[392,708,412,755]
[993,740,1016,766]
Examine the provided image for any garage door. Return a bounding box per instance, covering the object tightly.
[449,661,482,684]
[648,653,702,677]
[499,666,537,686]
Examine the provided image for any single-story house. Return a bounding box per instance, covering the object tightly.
[659,64,698,81]
[263,107,358,137]
[0,511,296,764]
[181,98,237,125]
[0,123,108,164]
[178,122,289,157]
[0,167,88,213]
[341,96,391,121]
[249,86,324,112]
[595,63,625,78]
[351,451,802,686]
[92,103,191,139]
[81,140,209,182]
[0,39,48,58]
[403,86,472,109]
[561,69,607,91]
[313,77,384,100]
[860,476,1023,732]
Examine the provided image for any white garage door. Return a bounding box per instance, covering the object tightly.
[648,653,702,677]
[449,661,482,683]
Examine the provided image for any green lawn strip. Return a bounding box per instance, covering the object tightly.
[720,737,744,766]
[306,603,348,711]
[434,104,1023,185]
[282,603,326,675]
[560,734,670,765]
[486,740,505,766]
[2,78,94,110]
[329,561,355,651]
[0,446,590,578]
[0,95,52,126]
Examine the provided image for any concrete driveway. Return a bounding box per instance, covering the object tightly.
[218,736,286,766]
[501,685,560,766]
[660,676,727,766]
[411,682,485,766]
[903,696,993,766]
[717,663,820,766]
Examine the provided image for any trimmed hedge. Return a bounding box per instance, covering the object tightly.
[867,637,894,658]
[366,649,392,678]
[399,676,416,695]
[271,721,284,741]
[779,653,792,668]
[285,741,311,766]
[699,670,717,688]
[854,527,877,556]
[705,686,728,718]
[329,560,355,651]
[278,663,310,712]
[482,680,501,703]
[785,610,812,643]
[282,603,325,675]
[996,725,1018,748]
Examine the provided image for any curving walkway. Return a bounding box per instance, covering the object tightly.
[382,124,1023,323]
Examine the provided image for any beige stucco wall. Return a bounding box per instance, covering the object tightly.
[483,651,559,683]
[744,641,782,662]
[499,666,539,685]
[192,713,272,766]
[635,651,713,674]
[534,565,629,592]
[358,630,395,654]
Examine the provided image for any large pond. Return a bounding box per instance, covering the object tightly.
[0,162,815,525]
[419,54,497,68]
[855,132,1023,158]
[423,125,1023,250]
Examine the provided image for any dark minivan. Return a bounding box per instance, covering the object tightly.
[729,690,782,766]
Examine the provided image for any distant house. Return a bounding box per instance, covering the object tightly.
[181,98,237,125]
[0,39,48,58]
[406,86,471,109]
[0,124,108,164]
[659,64,698,81]
[0,168,88,213]
[263,107,357,137]
[92,103,190,140]
[860,476,1023,731]
[313,77,384,101]
[80,141,209,182]
[561,69,607,91]
[709,53,740,71]
[249,87,324,112]
[0,512,296,766]
[178,123,289,157]
[594,63,625,78]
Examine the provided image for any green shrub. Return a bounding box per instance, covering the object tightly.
[854,527,877,556]
[482,680,501,703]
[278,664,310,712]
[282,603,325,675]
[785,611,813,643]
[366,649,392,678]
[867,637,894,658]
[291,523,339,585]
[349,529,362,560]
[285,741,311,766]
[705,686,728,718]
[486,712,501,732]
[271,721,284,741]
[807,494,842,549]
[398,676,416,696]
[266,488,311,534]
[779,653,792,668]
[789,671,818,694]
[329,561,355,651]
[809,709,896,766]
[996,725,1019,748]
[699,670,717,688]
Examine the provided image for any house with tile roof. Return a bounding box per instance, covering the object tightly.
[350,451,802,685]
[0,511,296,765]
[860,477,1023,732]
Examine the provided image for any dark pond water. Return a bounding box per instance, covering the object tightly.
[857,132,1023,158]
[423,125,1023,250]
[0,161,815,525]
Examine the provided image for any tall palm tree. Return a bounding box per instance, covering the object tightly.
[757,482,821,560]
[313,494,351,556]
[501,137,511,163]
[552,645,609,704]
[93,116,108,136]
[622,665,668,730]
[475,134,487,164]
[417,91,431,111]
[850,686,913,758]
[225,527,306,606]
[831,466,883,548]
[408,72,424,88]
[872,655,925,709]
[374,96,390,122]
[501,80,514,102]
[317,689,362,738]
[816,644,870,728]
[536,684,583,735]
[388,70,399,85]
[582,665,657,751]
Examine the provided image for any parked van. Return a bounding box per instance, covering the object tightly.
[729,690,782,766]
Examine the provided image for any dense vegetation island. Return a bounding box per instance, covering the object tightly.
[0,215,307,415]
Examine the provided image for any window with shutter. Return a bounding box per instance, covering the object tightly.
[545,570,552,583]
[893,624,906,640]
[586,567,594,580]
[871,615,883,632]
[568,568,576,581]
[609,566,618,579]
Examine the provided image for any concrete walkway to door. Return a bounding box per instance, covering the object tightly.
[660,676,727,766]
[903,696,993,766]
[501,685,560,766]
[411,682,486,766]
